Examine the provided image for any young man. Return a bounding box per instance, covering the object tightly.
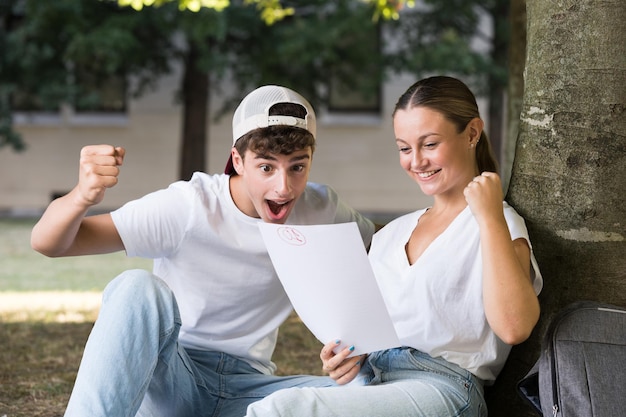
[31,85,375,417]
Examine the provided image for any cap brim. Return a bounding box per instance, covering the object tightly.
[224,154,235,175]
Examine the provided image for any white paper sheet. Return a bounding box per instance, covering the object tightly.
[259,222,400,357]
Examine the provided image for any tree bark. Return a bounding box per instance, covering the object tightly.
[488,0,626,415]
[180,41,209,180]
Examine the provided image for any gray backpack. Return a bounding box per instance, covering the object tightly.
[517,301,626,417]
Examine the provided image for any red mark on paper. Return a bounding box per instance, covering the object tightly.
[277,227,307,246]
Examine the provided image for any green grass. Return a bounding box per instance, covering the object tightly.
[0,218,152,291]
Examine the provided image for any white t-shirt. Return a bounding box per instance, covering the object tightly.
[111,172,374,374]
[369,203,542,382]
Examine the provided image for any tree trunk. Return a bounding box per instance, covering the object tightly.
[488,1,626,415]
[180,41,209,180]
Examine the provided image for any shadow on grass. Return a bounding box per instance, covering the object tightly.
[0,313,322,416]
[0,321,93,417]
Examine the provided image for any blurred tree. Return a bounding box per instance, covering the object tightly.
[172,0,385,179]
[223,1,384,113]
[502,0,526,192]
[1,0,27,151]
[117,0,513,174]
[130,0,511,155]
[118,0,412,23]
[0,0,175,151]
[2,0,508,180]
[385,0,510,167]
[0,0,384,179]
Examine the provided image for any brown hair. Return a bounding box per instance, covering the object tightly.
[393,76,498,174]
[234,103,315,169]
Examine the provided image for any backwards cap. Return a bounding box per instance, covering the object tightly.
[225,85,316,174]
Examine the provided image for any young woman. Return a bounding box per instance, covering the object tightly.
[245,76,543,417]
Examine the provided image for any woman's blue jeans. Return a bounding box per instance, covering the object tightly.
[245,347,487,417]
[63,269,335,417]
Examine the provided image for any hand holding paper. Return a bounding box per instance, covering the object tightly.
[258,222,400,357]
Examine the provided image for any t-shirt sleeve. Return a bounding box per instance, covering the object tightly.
[503,205,543,295]
[110,182,193,258]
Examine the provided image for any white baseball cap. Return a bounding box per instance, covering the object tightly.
[225,85,316,174]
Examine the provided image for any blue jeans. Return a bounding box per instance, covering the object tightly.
[245,347,487,417]
[64,269,335,417]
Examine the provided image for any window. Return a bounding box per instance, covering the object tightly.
[328,77,381,114]
[12,71,127,114]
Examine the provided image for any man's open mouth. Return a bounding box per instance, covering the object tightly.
[267,200,290,216]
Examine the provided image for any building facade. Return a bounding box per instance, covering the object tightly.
[2,69,454,220]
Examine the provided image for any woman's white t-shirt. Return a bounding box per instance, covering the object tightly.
[111,172,374,374]
[369,203,542,382]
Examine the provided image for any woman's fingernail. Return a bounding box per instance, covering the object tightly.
[335,339,341,344]
[349,345,355,351]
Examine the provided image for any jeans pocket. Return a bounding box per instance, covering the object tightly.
[177,344,207,388]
